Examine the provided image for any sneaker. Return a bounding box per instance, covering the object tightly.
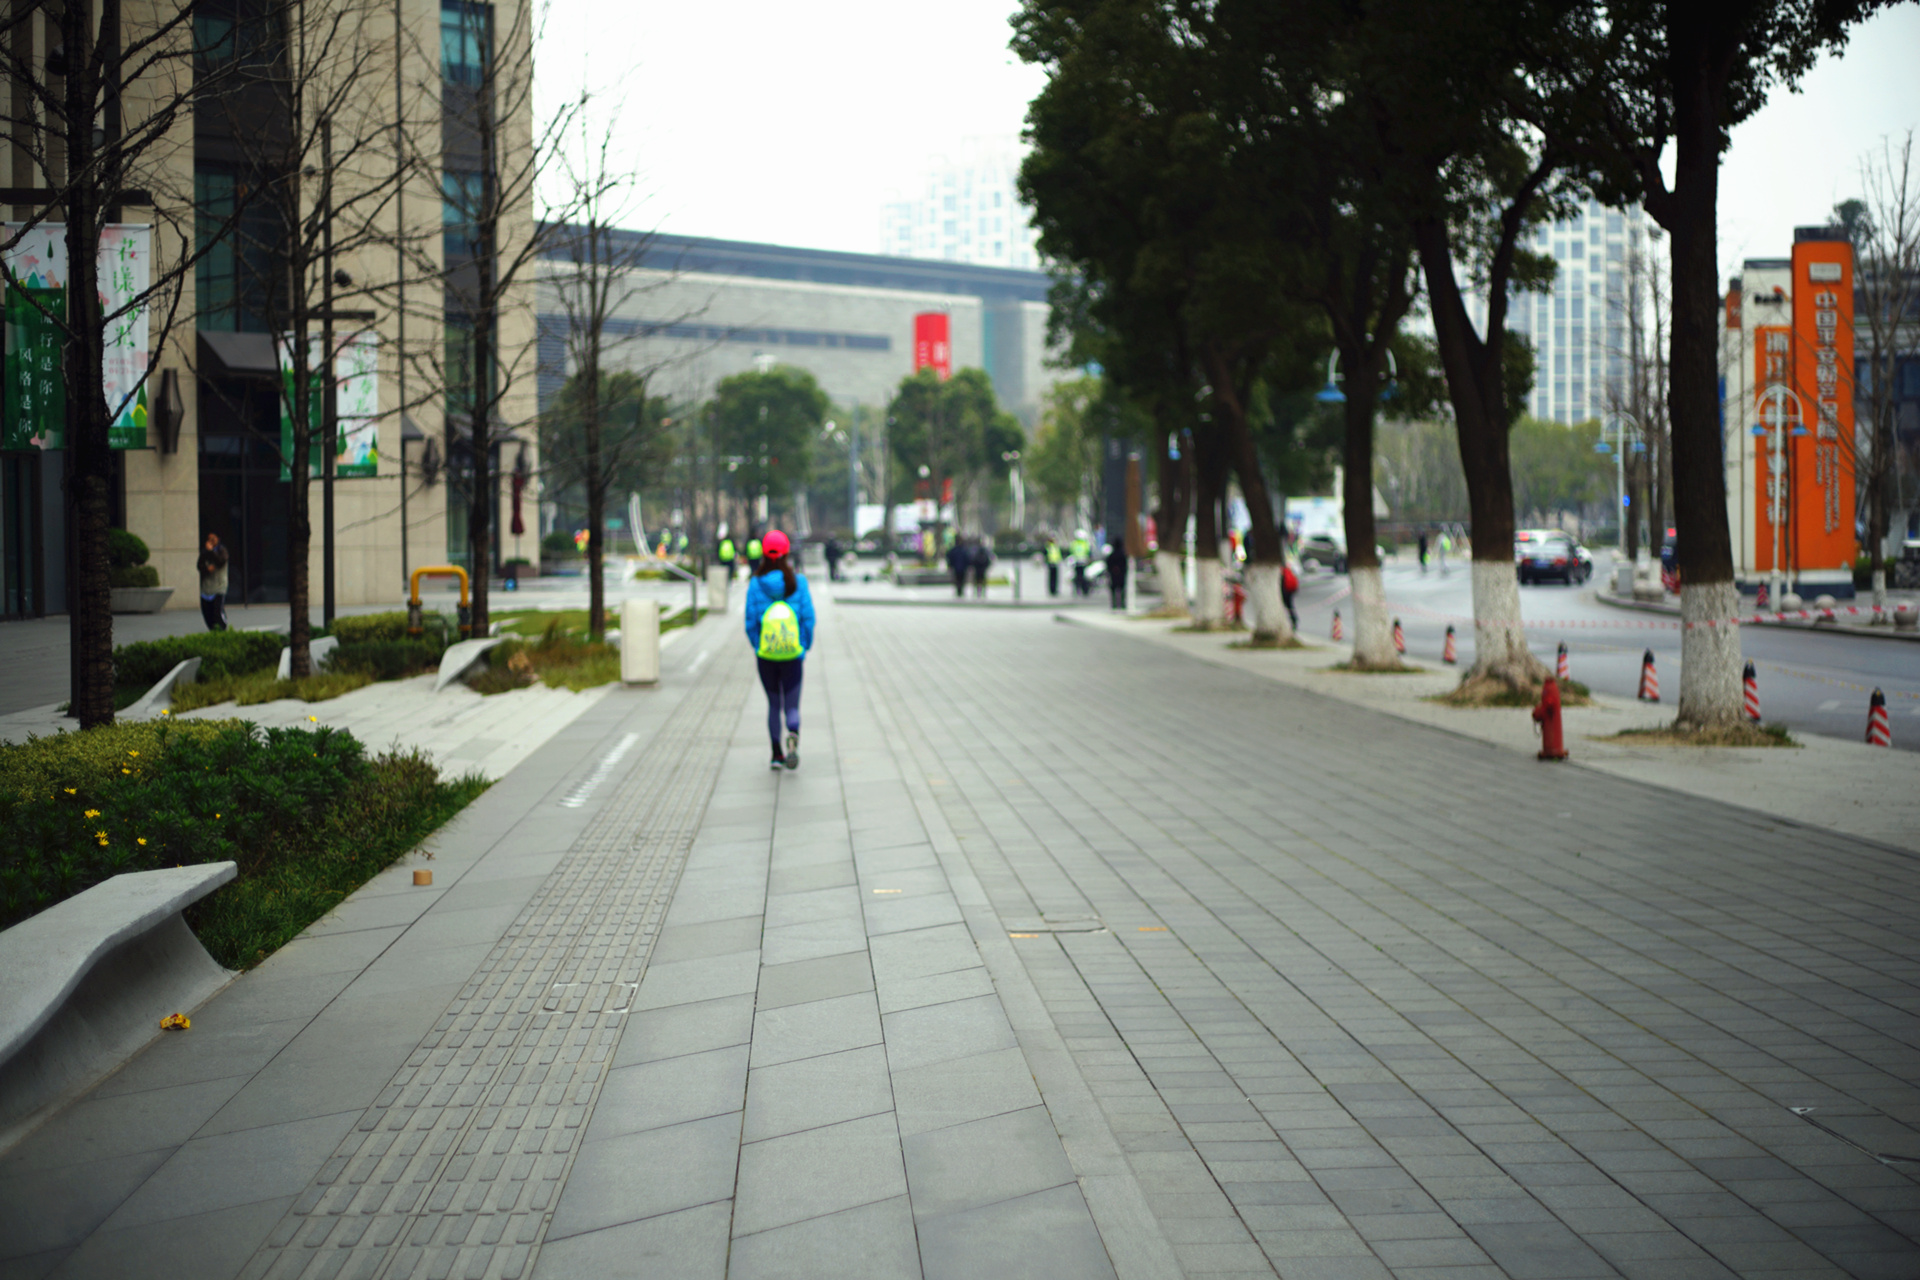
[783,733,799,770]
[769,750,785,771]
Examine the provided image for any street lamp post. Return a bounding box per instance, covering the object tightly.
[1595,412,1641,589]
[1751,384,1808,607]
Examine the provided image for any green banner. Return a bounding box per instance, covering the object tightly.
[278,361,324,481]
[4,285,65,450]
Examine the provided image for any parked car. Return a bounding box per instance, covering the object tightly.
[1515,529,1593,585]
[1298,533,1347,573]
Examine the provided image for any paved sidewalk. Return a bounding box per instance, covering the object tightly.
[2,601,1915,1279]
[1057,611,1920,858]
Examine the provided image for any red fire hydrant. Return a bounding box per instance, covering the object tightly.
[1532,677,1568,761]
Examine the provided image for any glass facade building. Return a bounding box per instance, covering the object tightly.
[1508,199,1650,425]
[879,143,1039,270]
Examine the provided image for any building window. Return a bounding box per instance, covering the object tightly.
[443,169,484,261]
[441,0,491,87]
[195,163,277,333]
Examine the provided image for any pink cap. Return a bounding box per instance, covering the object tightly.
[762,529,790,557]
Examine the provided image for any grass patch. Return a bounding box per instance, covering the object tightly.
[1173,620,1245,633]
[1324,660,1425,674]
[1429,674,1593,707]
[170,669,374,712]
[1228,635,1308,650]
[662,605,705,633]
[474,623,621,694]
[1607,722,1798,747]
[0,720,487,968]
[1139,606,1191,620]
[492,605,704,639]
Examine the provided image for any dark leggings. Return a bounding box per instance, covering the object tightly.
[757,656,803,742]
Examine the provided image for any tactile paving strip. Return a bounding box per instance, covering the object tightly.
[242,652,748,1280]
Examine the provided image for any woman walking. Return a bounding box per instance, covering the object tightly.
[744,530,816,770]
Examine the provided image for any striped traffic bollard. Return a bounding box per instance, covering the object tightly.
[1756,581,1769,611]
[1442,625,1457,664]
[1866,688,1892,747]
[1637,649,1660,702]
[1392,617,1406,654]
[1742,661,1761,722]
[1331,610,1343,641]
[1555,641,1569,683]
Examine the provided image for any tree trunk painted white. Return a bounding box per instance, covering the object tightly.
[1155,549,1189,616]
[1192,555,1226,628]
[1467,559,1547,686]
[1677,580,1743,728]
[1245,561,1292,644]
[1871,567,1887,616]
[1348,565,1395,667]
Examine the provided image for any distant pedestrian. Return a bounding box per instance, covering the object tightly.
[717,531,738,579]
[824,537,844,582]
[746,533,764,577]
[1282,559,1299,628]
[197,532,229,630]
[970,539,992,598]
[1417,531,1429,573]
[744,530,815,771]
[947,538,970,597]
[1105,542,1129,610]
[1071,529,1092,597]
[1044,536,1063,597]
[1437,530,1452,574]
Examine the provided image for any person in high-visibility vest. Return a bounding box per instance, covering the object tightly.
[744,529,815,771]
[746,535,764,576]
[1044,537,1063,597]
[717,535,737,579]
[1070,530,1092,597]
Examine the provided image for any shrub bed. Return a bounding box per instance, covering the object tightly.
[0,720,487,968]
[474,627,619,694]
[326,638,445,681]
[114,630,283,688]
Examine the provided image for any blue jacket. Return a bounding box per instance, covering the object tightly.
[744,569,816,658]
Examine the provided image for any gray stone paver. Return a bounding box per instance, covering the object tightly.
[838,606,1920,1279]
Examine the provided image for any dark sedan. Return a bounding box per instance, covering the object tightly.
[1516,530,1593,585]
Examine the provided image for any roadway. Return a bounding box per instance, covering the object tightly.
[1288,552,1920,753]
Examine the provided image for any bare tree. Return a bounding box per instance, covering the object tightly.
[1839,132,1920,612]
[1605,226,1671,564]
[545,108,700,639]
[416,0,583,638]
[193,0,408,675]
[0,1,253,726]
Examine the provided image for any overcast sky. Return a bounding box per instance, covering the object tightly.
[537,3,1920,288]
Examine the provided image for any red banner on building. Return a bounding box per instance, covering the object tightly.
[913,312,951,380]
[1789,237,1855,573]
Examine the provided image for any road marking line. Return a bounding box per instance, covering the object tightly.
[560,732,639,808]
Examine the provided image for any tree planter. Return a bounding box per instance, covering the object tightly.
[109,587,174,614]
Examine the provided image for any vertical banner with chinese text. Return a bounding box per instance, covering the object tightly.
[913,312,951,380]
[2,223,153,449]
[1789,237,1856,573]
[278,331,380,480]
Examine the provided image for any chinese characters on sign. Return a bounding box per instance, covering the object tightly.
[1789,241,1854,568]
[1,223,152,450]
[4,286,64,450]
[278,332,380,480]
[912,312,951,380]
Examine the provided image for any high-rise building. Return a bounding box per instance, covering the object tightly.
[1509,199,1649,425]
[879,142,1040,270]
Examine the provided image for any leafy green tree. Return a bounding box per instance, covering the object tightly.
[710,366,829,523]
[1540,0,1890,725]
[1028,376,1103,524]
[886,368,1022,549]
[1509,417,1613,522]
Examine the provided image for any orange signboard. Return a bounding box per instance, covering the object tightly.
[1789,238,1855,573]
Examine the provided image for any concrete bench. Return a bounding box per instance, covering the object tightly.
[0,862,236,1152]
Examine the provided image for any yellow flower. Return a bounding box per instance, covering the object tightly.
[122,768,130,774]
[64,787,76,795]
[95,831,107,839]
[159,709,170,717]
[137,838,148,846]
[128,751,139,757]
[308,715,318,723]
[84,809,100,818]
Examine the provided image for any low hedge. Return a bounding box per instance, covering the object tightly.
[109,565,161,589]
[114,630,283,688]
[326,638,445,681]
[329,611,413,644]
[0,720,487,968]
